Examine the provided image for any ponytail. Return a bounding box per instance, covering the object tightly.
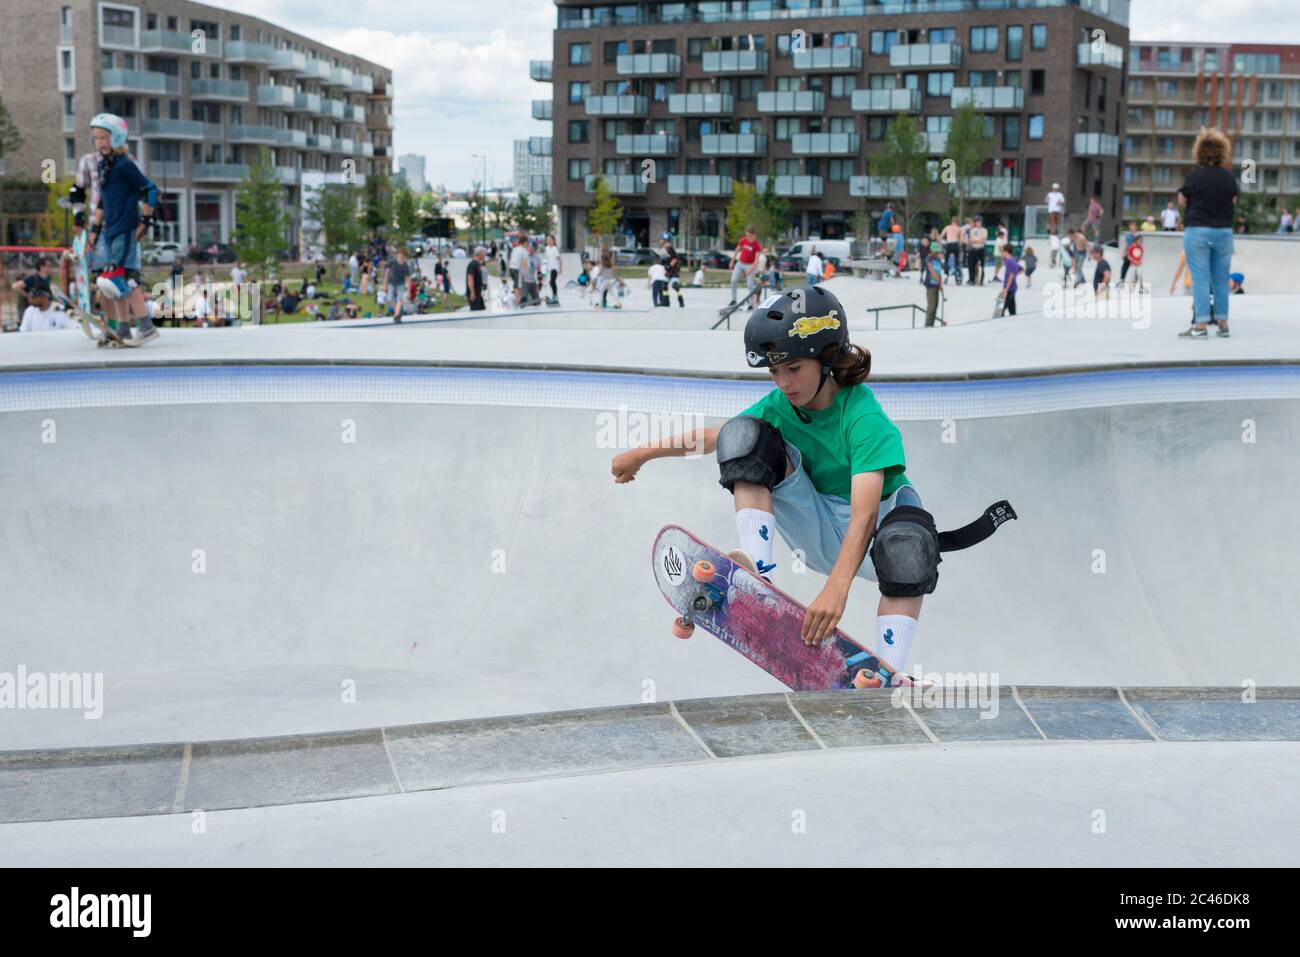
[826,342,871,386]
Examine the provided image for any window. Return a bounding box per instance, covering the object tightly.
[569,81,590,103]
[925,72,954,97]
[603,41,625,64]
[1031,24,1047,50]
[970,27,998,53]
[969,71,997,87]
[776,35,793,58]
[1153,167,1172,185]
[1005,71,1021,88]
[737,77,761,102]
[1028,114,1044,140]
[1002,115,1020,150]
[1130,78,1146,96]
[828,116,854,133]
[1025,158,1042,185]
[1030,69,1045,95]
[1155,109,1174,127]
[1233,53,1280,73]
[687,38,705,61]
[830,76,855,99]
[830,32,857,48]
[929,28,955,44]
[569,43,591,66]
[65,137,76,161]
[1203,50,1219,71]
[828,159,853,182]
[568,158,590,181]
[1157,48,1182,69]
[1158,80,1177,97]
[568,120,589,143]
[652,38,676,54]
[867,116,891,141]
[1007,26,1023,62]
[869,31,896,56]
[774,118,801,141]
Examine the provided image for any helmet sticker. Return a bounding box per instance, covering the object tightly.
[746,350,767,366]
[791,311,841,339]
[758,293,783,309]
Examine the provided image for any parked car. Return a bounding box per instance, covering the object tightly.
[142,241,183,266]
[696,249,731,269]
[783,239,854,268]
[615,247,658,266]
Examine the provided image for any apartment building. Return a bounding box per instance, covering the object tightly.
[540,0,1129,251]
[397,153,428,193]
[0,0,392,249]
[1124,42,1300,218]
[513,135,553,198]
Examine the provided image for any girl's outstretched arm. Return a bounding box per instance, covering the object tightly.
[611,426,720,483]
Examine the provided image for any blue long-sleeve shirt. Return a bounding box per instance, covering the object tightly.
[98,156,158,243]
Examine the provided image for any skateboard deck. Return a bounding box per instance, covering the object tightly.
[652,524,906,691]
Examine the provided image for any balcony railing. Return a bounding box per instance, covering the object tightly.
[584,174,647,195]
[292,92,322,114]
[277,128,308,148]
[667,174,732,196]
[923,131,949,153]
[889,43,962,69]
[953,176,1023,200]
[99,24,136,47]
[362,142,374,157]
[1074,132,1120,156]
[257,85,296,108]
[702,49,769,73]
[756,91,825,113]
[793,47,862,71]
[192,163,249,182]
[307,134,334,151]
[533,99,555,119]
[328,66,354,88]
[774,175,823,197]
[668,92,734,114]
[101,69,179,95]
[349,104,367,123]
[337,138,356,153]
[192,79,249,100]
[851,88,922,113]
[615,133,680,155]
[1077,42,1125,70]
[309,59,332,82]
[950,86,1025,111]
[139,30,197,55]
[616,53,682,76]
[140,118,206,140]
[146,161,185,180]
[791,132,860,155]
[324,99,346,119]
[849,176,908,198]
[530,60,553,82]
[701,133,768,155]
[352,74,375,94]
[225,41,274,64]
[584,95,647,116]
[228,125,279,144]
[270,49,309,75]
[528,136,552,155]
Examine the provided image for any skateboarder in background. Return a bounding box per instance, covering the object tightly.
[613,286,946,679]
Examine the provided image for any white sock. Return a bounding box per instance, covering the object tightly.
[735,508,776,572]
[875,615,918,673]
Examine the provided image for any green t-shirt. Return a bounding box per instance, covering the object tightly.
[739,384,909,502]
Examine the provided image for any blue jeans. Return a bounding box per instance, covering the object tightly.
[1183,227,1233,325]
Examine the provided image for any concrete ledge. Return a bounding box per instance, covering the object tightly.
[1,687,1295,824]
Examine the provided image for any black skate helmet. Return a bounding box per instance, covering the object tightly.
[743,285,850,419]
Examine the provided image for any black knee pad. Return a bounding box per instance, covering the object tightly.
[717,415,787,494]
[870,506,941,597]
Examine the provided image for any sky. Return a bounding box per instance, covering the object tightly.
[218,0,1300,192]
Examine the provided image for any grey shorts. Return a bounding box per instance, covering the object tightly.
[772,440,922,582]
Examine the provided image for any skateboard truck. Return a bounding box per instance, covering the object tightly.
[672,560,726,639]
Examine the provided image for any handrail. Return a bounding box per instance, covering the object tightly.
[711,281,770,330]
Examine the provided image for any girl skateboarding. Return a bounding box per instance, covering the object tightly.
[612,285,1011,684]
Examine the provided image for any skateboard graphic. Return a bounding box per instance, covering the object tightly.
[652,525,907,691]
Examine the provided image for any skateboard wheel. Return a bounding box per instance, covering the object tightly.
[672,617,694,640]
[852,670,883,689]
[691,560,716,583]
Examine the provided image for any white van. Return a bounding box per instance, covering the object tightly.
[784,239,853,267]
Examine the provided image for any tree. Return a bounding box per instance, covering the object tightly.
[755,172,791,246]
[35,175,76,248]
[487,194,514,236]
[1232,190,1269,234]
[943,102,997,223]
[724,180,759,245]
[233,147,287,278]
[363,171,392,235]
[533,191,555,239]
[304,183,363,260]
[0,99,25,247]
[872,112,934,239]
[465,183,488,244]
[586,176,623,252]
[392,182,420,239]
[512,191,536,233]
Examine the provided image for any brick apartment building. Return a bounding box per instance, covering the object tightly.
[1125,42,1300,220]
[0,0,392,249]
[539,0,1129,251]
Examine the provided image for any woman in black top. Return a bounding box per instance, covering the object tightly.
[1177,127,1239,338]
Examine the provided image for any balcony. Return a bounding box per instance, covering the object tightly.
[99,23,136,47]
[270,49,310,76]
[308,58,332,82]
[793,47,862,71]
[324,98,346,119]
[616,53,682,76]
[277,128,308,148]
[362,142,374,157]
[192,163,249,183]
[584,174,646,196]
[274,167,301,185]
[530,60,553,82]
[774,176,823,197]
[702,49,769,73]
[257,85,295,108]
[337,138,356,154]
[370,81,393,99]
[191,79,249,101]
[956,176,1022,200]
[528,136,552,155]
[889,43,962,69]
[533,99,555,120]
[225,41,274,64]
[292,92,322,114]
[791,132,860,155]
[1074,132,1120,156]
[701,133,768,155]
[146,161,185,180]
[950,86,1025,111]
[667,174,732,196]
[584,95,647,116]
[228,124,279,145]
[615,133,680,155]
[349,104,367,124]
[307,133,334,151]
[327,66,354,88]
[849,176,908,198]
[1078,42,1124,71]
[756,91,824,114]
[668,92,734,115]
[851,88,922,113]
[139,118,206,140]
[352,74,375,94]
[140,29,219,57]
[101,69,179,95]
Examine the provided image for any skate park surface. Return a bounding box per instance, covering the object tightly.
[2,279,1298,866]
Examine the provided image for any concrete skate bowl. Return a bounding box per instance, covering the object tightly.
[2,361,1299,754]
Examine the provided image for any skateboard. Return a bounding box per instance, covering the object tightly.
[47,284,133,347]
[992,294,1006,319]
[652,525,909,691]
